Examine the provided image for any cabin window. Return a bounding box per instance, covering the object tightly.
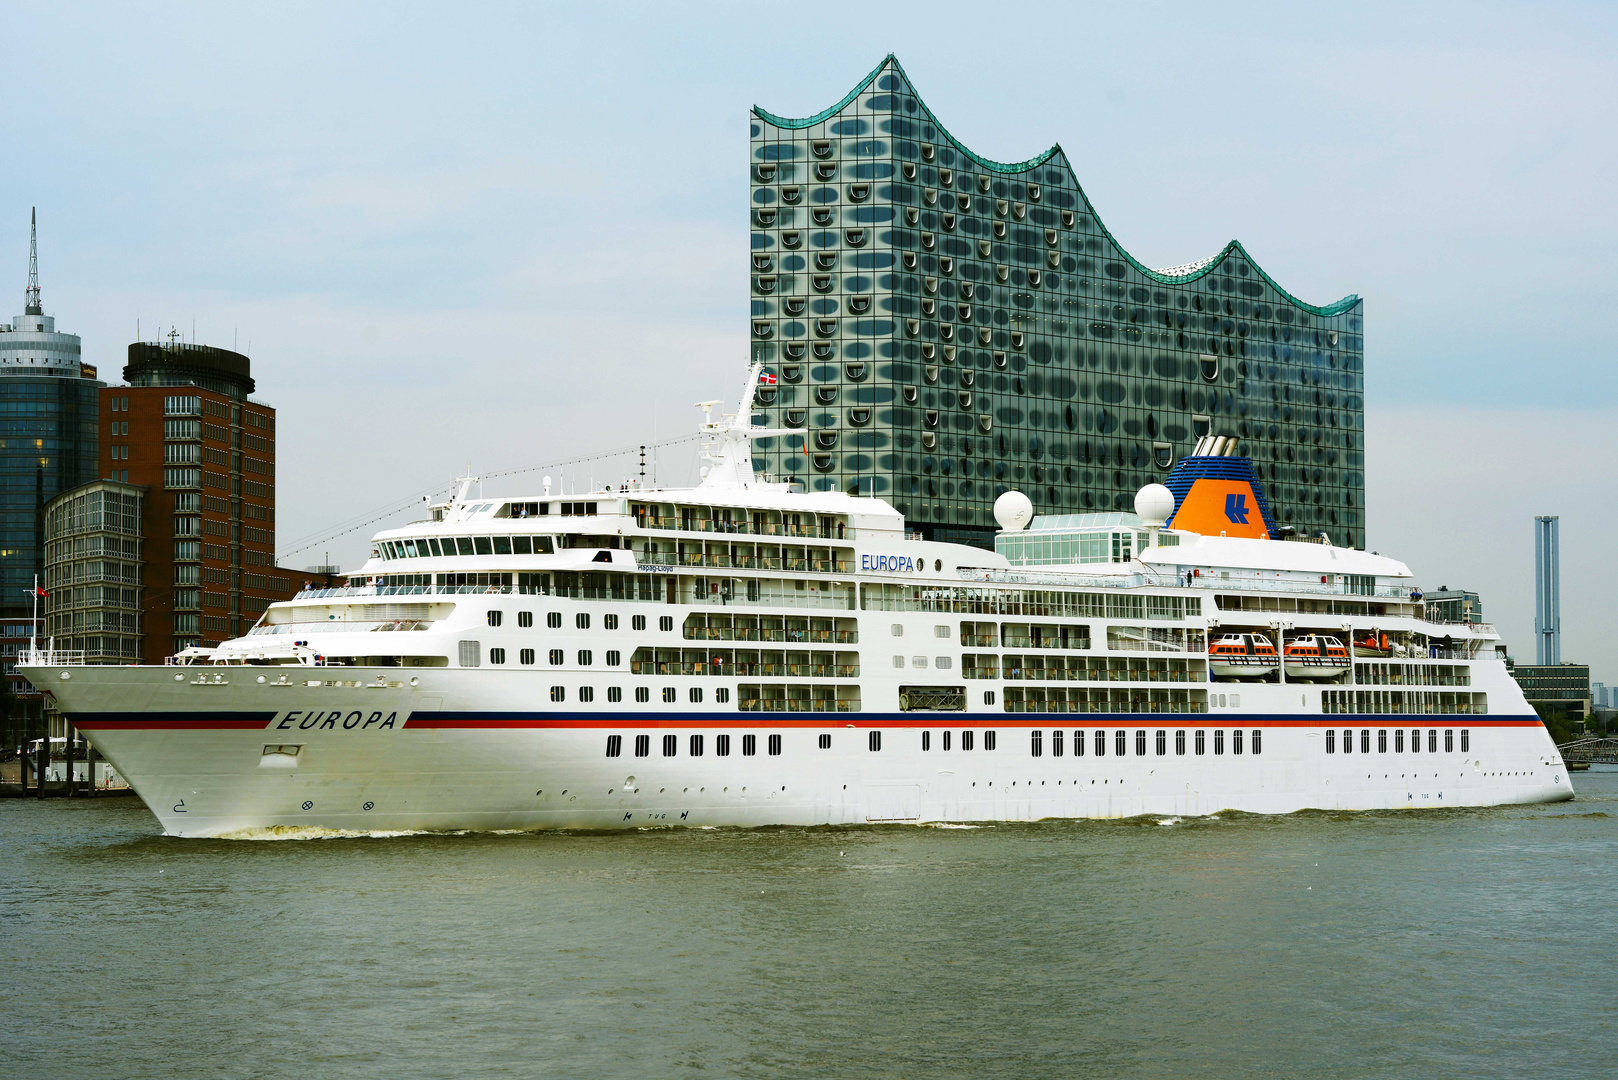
[1135,730,1146,756]
[1395,729,1405,752]
[1214,730,1225,755]
[984,731,996,750]
[769,734,782,756]
[1115,730,1126,757]
[716,688,730,703]
[1326,729,1335,753]
[605,614,619,630]
[1156,730,1167,756]
[1175,730,1185,755]
[819,734,832,749]
[547,612,562,628]
[1411,728,1422,753]
[607,687,621,702]
[717,734,731,756]
[550,686,565,702]
[548,649,562,665]
[1253,730,1262,755]
[1051,729,1064,757]
[633,615,647,630]
[1342,728,1352,754]
[1233,730,1243,755]
[962,731,974,751]
[662,734,677,757]
[662,687,676,703]
[518,611,533,628]
[489,648,505,665]
[689,688,703,703]
[635,735,650,756]
[660,616,674,632]
[520,649,534,665]
[1095,730,1106,757]
[576,614,590,629]
[690,734,704,757]
[1460,729,1469,752]
[579,687,594,703]
[487,611,503,627]
[1030,730,1043,757]
[606,735,622,758]
[743,734,757,756]
[922,731,931,751]
[636,687,650,703]
[984,691,995,705]
[1195,730,1205,755]
[943,731,952,751]
[869,731,882,752]
[1379,729,1387,753]
[1361,730,1370,754]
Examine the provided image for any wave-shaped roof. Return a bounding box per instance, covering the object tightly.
[754,55,1359,318]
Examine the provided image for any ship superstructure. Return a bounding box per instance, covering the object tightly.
[23,367,1570,835]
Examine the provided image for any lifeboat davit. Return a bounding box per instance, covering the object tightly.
[1283,634,1351,680]
[1207,633,1280,680]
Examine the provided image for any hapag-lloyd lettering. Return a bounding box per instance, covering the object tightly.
[275,710,399,731]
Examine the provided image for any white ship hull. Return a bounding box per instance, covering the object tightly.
[30,656,1570,838]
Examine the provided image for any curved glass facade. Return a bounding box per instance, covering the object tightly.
[748,56,1365,549]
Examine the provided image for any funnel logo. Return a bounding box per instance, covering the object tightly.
[1167,479,1269,539]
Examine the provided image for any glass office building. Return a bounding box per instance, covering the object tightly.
[749,56,1365,548]
[0,214,101,709]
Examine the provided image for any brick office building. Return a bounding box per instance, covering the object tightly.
[94,340,313,662]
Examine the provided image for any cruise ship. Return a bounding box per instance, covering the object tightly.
[23,366,1571,835]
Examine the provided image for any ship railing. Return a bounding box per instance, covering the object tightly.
[19,649,86,666]
[638,517,852,541]
[1421,618,1497,634]
[682,628,858,644]
[737,699,860,713]
[972,567,1418,600]
[995,668,1206,684]
[1106,638,1203,654]
[1001,701,1210,714]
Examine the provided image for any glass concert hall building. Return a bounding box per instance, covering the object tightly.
[748,57,1365,548]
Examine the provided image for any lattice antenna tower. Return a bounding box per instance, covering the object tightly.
[24,207,41,316]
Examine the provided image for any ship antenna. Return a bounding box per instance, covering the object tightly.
[24,207,42,316]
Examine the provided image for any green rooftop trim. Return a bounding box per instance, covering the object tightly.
[755,56,1360,319]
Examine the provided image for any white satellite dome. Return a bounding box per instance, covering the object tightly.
[993,490,1034,531]
[1134,483,1176,525]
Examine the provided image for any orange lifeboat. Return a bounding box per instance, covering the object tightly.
[1284,635,1351,680]
[1207,633,1280,680]
[1352,631,1393,658]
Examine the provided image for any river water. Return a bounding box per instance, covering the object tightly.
[3,773,1615,1079]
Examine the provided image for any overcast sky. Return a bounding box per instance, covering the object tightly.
[4,1,1614,685]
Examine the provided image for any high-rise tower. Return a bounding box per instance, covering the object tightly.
[748,57,1365,549]
[1534,515,1560,665]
